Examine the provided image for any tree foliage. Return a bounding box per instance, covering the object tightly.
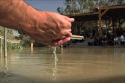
[57,0,125,34]
[0,26,35,48]
[57,0,125,14]
[0,26,15,40]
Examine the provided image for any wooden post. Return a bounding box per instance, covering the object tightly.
[78,21,81,34]
[115,20,116,33]
[99,8,102,36]
[61,45,63,48]
[112,18,115,33]
[31,43,33,54]
[119,19,125,25]
[61,47,63,54]
[119,19,120,27]
[80,21,86,28]
[79,27,81,34]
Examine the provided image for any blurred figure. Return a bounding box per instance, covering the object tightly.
[114,36,118,46]
[81,29,84,36]
[102,35,108,46]
[98,36,103,46]
[108,36,114,46]
[88,36,93,46]
[120,35,125,45]
[93,37,98,46]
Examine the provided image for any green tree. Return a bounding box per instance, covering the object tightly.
[0,26,4,36]
[57,0,79,14]
[88,0,95,12]
[94,0,125,7]
[57,0,125,35]
[77,0,89,13]
[0,26,15,40]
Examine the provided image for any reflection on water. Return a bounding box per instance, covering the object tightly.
[3,58,8,75]
[51,52,58,81]
[1,47,125,83]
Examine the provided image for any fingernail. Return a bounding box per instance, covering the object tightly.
[69,29,71,31]
[70,33,72,36]
[69,18,74,20]
[67,37,70,41]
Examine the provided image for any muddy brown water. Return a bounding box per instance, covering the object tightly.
[0,47,125,83]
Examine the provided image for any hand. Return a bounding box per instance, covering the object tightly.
[24,11,74,46]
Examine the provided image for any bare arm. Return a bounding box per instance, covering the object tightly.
[0,0,74,46]
[0,0,37,31]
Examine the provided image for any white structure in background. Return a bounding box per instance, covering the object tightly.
[0,36,21,43]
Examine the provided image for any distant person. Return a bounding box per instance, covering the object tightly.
[72,40,76,45]
[102,35,108,46]
[98,36,103,46]
[114,36,118,46]
[67,41,70,47]
[103,30,106,35]
[108,36,114,46]
[120,35,125,45]
[0,0,74,46]
[81,29,84,36]
[120,25,124,35]
[88,36,93,46]
[93,37,98,46]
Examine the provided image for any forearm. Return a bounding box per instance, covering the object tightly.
[0,0,37,31]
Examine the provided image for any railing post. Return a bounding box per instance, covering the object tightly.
[4,28,7,57]
[0,38,2,65]
[1,37,2,58]
[31,43,33,54]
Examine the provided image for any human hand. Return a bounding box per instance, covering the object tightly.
[24,11,74,46]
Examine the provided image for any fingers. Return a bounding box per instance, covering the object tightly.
[30,32,71,46]
[67,32,72,37]
[49,36,70,46]
[63,16,74,23]
[58,32,72,40]
[26,12,74,46]
[59,29,71,36]
[60,16,74,30]
[59,20,71,30]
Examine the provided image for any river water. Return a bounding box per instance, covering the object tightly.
[0,47,125,83]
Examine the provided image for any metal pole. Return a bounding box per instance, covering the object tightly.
[0,38,2,66]
[99,8,102,36]
[4,28,7,57]
[1,38,2,57]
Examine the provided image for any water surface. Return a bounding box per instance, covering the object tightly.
[0,47,125,83]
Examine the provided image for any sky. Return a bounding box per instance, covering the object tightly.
[14,0,66,36]
[24,0,65,13]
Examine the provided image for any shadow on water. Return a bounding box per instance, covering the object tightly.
[0,73,43,83]
[0,73,125,83]
[0,57,42,83]
[79,75,125,83]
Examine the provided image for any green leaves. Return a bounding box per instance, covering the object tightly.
[57,0,125,14]
[0,26,4,36]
